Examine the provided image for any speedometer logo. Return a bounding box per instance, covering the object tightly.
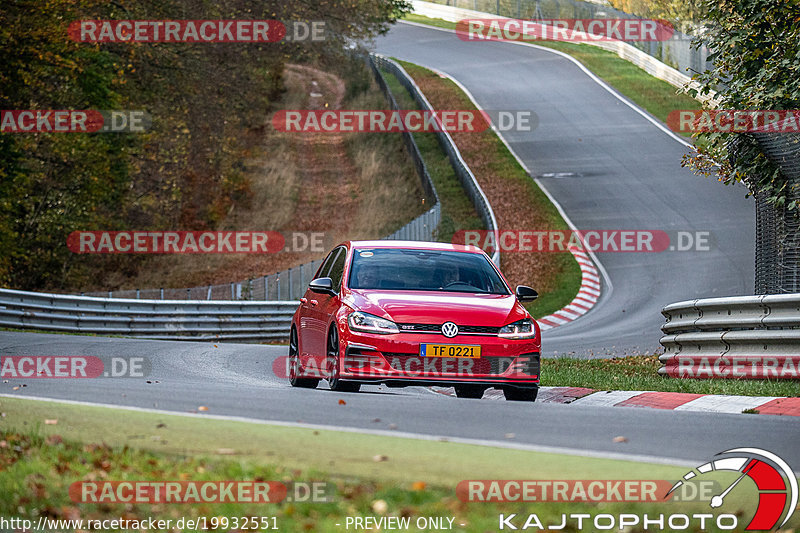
[667,448,797,530]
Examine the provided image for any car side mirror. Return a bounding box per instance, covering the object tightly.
[515,285,538,302]
[309,277,334,294]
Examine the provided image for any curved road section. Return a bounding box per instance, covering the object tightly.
[0,23,786,470]
[374,23,754,357]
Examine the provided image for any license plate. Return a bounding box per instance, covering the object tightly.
[420,344,481,358]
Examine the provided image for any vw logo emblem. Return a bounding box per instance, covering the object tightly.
[441,322,459,338]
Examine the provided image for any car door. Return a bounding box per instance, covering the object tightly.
[317,246,348,351]
[299,248,339,364]
[302,246,345,360]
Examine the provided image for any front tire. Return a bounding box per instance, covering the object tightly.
[289,328,319,389]
[503,386,538,402]
[327,327,360,393]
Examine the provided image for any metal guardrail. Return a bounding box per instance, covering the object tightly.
[0,288,296,341]
[82,259,325,302]
[370,54,501,266]
[659,295,800,379]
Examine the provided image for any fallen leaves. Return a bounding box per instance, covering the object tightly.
[613,435,628,443]
[197,406,209,412]
[44,419,58,425]
[411,481,426,491]
[338,399,346,405]
[372,454,388,462]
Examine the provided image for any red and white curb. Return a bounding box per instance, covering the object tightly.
[433,386,800,416]
[537,246,602,331]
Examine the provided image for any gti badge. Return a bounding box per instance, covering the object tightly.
[441,322,459,338]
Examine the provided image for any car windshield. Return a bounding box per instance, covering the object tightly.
[348,248,510,294]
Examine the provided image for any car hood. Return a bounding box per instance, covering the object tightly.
[344,289,527,326]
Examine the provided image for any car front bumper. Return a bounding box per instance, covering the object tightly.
[337,330,540,387]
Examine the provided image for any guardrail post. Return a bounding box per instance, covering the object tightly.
[264,277,268,300]
[230,282,235,300]
[160,288,164,300]
[288,269,293,300]
[207,286,212,300]
[136,289,140,300]
[277,277,281,300]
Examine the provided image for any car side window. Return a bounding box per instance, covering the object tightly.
[327,248,347,293]
[315,248,339,279]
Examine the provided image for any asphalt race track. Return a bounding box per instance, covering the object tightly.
[1,23,794,469]
[374,22,755,357]
[1,332,798,468]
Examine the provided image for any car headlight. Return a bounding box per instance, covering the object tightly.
[498,318,537,339]
[347,311,399,334]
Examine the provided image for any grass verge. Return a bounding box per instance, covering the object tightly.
[401,14,703,133]
[0,396,776,532]
[543,355,800,397]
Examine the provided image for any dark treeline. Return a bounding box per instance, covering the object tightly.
[0,0,410,290]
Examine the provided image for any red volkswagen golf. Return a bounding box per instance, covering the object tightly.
[288,241,541,401]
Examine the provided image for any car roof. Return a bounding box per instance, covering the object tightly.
[346,240,484,254]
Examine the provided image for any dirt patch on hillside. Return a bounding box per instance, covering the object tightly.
[119,63,425,291]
